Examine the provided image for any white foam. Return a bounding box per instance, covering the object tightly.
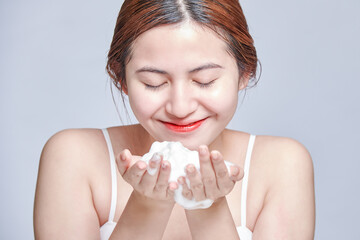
[142,141,233,210]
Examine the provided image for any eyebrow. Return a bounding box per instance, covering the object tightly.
[135,63,223,75]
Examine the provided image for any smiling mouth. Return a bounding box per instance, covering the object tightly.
[162,118,206,133]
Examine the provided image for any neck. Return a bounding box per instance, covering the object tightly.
[208,129,226,152]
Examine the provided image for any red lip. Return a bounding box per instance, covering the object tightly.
[162,119,206,133]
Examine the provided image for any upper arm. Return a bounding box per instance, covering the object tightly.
[252,138,315,240]
[34,129,100,240]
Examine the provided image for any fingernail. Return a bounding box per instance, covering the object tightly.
[187,165,195,173]
[162,162,168,170]
[231,166,239,176]
[151,153,161,162]
[199,146,207,155]
[137,161,146,170]
[212,151,219,160]
[169,182,178,190]
[178,177,184,184]
[150,154,161,169]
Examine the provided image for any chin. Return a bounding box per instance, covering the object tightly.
[146,125,220,151]
[172,136,216,151]
[180,141,201,151]
[149,134,200,151]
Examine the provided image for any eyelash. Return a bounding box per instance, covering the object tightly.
[196,80,216,88]
[145,83,163,91]
[144,80,216,91]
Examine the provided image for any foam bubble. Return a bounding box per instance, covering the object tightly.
[142,141,233,210]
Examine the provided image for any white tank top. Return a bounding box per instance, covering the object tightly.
[100,128,256,240]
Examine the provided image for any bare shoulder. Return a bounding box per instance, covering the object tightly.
[42,125,136,155]
[225,130,313,173]
[254,135,313,179]
[34,128,108,239]
[252,135,314,200]
[251,135,315,239]
[38,128,109,182]
[38,128,109,186]
[42,128,105,157]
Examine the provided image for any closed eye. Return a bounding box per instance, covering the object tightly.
[144,82,166,91]
[195,79,216,88]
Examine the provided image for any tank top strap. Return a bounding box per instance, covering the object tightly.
[241,134,256,227]
[101,128,118,223]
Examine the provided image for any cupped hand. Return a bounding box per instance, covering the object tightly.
[178,145,244,202]
[116,149,178,202]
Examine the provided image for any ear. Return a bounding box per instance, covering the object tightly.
[238,73,250,91]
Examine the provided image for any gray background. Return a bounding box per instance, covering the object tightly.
[1,0,359,239]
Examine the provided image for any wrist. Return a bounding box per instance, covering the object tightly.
[212,196,227,205]
[184,196,227,213]
[184,196,239,239]
[113,191,175,239]
[131,190,175,210]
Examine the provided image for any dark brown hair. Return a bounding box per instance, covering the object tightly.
[107,0,258,95]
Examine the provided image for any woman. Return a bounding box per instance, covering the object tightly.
[34,0,315,239]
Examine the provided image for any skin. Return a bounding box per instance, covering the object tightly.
[34,22,315,240]
[124,22,244,151]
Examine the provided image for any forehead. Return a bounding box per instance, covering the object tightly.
[127,22,234,71]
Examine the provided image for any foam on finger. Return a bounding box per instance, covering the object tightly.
[142,141,233,210]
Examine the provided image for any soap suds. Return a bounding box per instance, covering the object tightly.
[142,141,233,210]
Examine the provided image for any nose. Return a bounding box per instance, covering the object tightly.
[165,83,197,119]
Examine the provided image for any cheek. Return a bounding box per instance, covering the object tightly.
[203,84,239,116]
[128,88,163,120]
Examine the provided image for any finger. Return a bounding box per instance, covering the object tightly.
[123,160,147,186]
[229,165,244,182]
[186,164,206,201]
[199,146,218,199]
[178,176,192,200]
[211,151,234,192]
[116,149,131,176]
[166,181,178,200]
[148,153,162,174]
[138,153,162,194]
[153,160,172,196]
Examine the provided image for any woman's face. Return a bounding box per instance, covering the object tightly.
[125,22,246,150]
